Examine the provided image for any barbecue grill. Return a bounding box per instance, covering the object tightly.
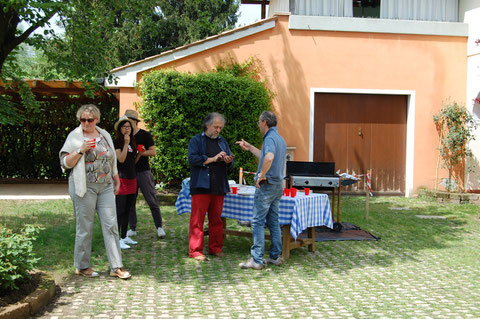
[285,161,342,223]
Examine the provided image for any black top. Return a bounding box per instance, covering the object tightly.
[191,136,228,195]
[114,139,137,179]
[134,129,155,172]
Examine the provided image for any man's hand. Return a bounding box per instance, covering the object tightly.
[256,173,266,188]
[223,154,234,164]
[236,139,251,151]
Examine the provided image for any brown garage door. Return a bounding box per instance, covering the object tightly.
[314,93,407,193]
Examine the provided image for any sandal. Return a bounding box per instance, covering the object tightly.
[110,268,131,280]
[75,268,100,278]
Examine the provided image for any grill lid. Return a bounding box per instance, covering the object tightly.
[286,161,335,177]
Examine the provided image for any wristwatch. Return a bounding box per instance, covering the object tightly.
[76,148,83,155]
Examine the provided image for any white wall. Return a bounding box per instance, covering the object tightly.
[464,5,480,190]
[459,0,480,20]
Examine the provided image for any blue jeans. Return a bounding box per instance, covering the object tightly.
[250,183,283,264]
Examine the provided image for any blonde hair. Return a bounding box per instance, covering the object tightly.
[76,104,101,122]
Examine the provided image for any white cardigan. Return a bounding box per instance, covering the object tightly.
[59,125,118,197]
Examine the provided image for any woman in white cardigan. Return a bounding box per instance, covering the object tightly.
[59,104,131,280]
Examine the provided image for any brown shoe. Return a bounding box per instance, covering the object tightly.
[192,255,207,261]
[75,268,99,278]
[109,268,131,280]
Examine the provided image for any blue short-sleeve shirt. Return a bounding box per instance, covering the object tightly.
[256,127,287,185]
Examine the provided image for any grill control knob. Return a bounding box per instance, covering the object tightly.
[305,180,309,185]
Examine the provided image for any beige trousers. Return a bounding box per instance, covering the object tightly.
[69,178,123,272]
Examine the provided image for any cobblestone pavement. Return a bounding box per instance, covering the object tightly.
[33,199,480,319]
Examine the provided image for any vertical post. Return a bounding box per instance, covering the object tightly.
[365,169,370,220]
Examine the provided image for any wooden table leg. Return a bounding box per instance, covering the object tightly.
[331,187,336,222]
[221,217,227,240]
[337,186,341,223]
[281,225,291,259]
[308,227,315,252]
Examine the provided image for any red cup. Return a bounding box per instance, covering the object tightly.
[138,144,145,152]
[304,188,310,195]
[231,186,238,194]
[89,138,96,149]
[290,188,297,198]
[284,188,290,197]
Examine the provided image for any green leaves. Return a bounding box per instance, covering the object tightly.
[0,224,42,292]
[433,100,478,191]
[139,62,272,185]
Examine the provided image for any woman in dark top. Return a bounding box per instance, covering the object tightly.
[114,116,139,250]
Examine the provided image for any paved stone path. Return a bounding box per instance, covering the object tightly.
[2,186,478,318]
[35,204,480,319]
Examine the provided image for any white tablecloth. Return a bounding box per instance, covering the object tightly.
[175,191,333,239]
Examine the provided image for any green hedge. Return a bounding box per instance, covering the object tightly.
[0,99,118,179]
[139,69,272,185]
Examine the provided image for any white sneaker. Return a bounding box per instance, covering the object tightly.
[157,227,166,238]
[126,229,137,237]
[123,236,138,245]
[119,239,131,250]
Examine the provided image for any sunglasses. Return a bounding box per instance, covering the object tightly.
[80,118,95,123]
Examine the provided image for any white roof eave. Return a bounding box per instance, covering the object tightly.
[106,19,277,88]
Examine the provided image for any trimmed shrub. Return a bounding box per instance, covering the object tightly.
[139,69,272,184]
[0,225,41,292]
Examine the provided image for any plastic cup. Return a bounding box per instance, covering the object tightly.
[138,144,145,152]
[231,186,237,194]
[284,188,290,197]
[90,138,96,148]
[290,188,297,198]
[304,188,310,195]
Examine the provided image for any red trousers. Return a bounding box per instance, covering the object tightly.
[189,194,224,257]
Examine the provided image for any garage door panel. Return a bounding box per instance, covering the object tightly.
[314,93,406,193]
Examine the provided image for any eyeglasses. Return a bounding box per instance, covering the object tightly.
[80,118,95,123]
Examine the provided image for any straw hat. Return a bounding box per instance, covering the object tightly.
[114,115,135,131]
[124,109,141,122]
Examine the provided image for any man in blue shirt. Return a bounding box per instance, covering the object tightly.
[237,111,287,270]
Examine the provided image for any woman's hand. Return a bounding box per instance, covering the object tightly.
[124,133,130,145]
[113,174,120,195]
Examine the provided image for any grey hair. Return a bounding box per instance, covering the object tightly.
[76,104,101,122]
[202,112,226,131]
[260,111,277,128]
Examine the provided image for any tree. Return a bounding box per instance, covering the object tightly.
[43,0,239,82]
[1,0,239,124]
[0,0,64,74]
[433,101,478,192]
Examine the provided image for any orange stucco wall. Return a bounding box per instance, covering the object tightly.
[118,87,149,129]
[118,15,467,193]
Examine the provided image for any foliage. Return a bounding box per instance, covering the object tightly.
[1,0,239,124]
[433,100,478,191]
[43,0,239,82]
[0,224,42,292]
[139,64,272,184]
[0,98,118,179]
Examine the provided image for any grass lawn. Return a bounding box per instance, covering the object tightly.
[1,195,479,318]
